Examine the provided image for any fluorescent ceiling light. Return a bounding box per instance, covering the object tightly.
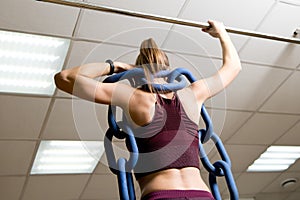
[247,146,300,172]
[0,30,70,95]
[31,140,104,174]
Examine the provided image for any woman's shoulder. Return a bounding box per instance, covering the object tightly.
[127,89,157,127]
[132,89,156,106]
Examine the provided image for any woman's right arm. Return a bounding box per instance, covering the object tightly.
[54,61,134,105]
[191,20,242,104]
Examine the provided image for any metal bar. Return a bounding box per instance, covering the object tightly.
[37,0,300,45]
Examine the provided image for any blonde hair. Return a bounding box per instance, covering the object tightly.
[135,38,170,92]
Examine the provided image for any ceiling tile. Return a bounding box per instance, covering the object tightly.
[0,95,51,139]
[167,52,222,79]
[43,98,108,140]
[286,192,300,200]
[204,109,253,142]
[65,41,98,69]
[255,192,290,200]
[288,159,300,172]
[94,161,113,175]
[228,145,267,173]
[236,172,280,195]
[162,26,216,57]
[239,2,300,68]
[79,0,186,46]
[43,99,80,140]
[22,175,90,200]
[260,71,300,114]
[185,0,275,30]
[227,113,299,145]
[210,144,267,173]
[207,63,291,110]
[262,172,300,193]
[163,0,275,56]
[0,141,36,175]
[275,120,300,145]
[220,110,253,141]
[0,0,80,36]
[0,176,26,200]
[76,7,178,46]
[81,174,119,199]
[87,0,186,15]
[66,41,137,69]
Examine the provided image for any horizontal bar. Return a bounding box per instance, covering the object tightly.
[37,0,300,45]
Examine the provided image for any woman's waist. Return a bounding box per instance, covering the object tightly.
[138,167,210,197]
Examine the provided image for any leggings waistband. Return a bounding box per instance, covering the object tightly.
[141,189,215,200]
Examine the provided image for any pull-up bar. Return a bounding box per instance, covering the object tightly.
[37,0,300,45]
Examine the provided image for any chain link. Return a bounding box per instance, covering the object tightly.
[103,68,239,200]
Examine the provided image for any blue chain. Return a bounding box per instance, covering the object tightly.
[103,68,239,200]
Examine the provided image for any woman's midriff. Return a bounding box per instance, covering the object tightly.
[137,167,211,198]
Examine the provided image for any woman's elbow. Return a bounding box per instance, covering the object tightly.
[231,60,242,76]
[54,72,61,86]
[237,60,242,70]
[54,71,69,91]
[235,63,242,72]
[233,64,242,79]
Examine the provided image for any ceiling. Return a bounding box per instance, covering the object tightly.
[0,0,300,199]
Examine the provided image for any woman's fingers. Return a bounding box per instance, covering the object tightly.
[202,20,227,38]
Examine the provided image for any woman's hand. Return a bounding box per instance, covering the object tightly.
[114,62,135,73]
[202,20,228,39]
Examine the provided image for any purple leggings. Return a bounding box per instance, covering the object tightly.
[141,190,215,200]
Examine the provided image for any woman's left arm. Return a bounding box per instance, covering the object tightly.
[54,62,134,105]
[191,21,242,104]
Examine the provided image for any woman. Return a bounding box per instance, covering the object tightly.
[55,20,241,200]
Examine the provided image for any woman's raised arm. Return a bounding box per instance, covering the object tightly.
[54,61,134,105]
[191,20,242,104]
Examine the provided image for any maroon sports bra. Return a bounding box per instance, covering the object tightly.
[132,93,200,179]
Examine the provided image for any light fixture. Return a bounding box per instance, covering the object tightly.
[31,140,104,174]
[247,146,300,172]
[0,30,70,95]
[281,178,297,188]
